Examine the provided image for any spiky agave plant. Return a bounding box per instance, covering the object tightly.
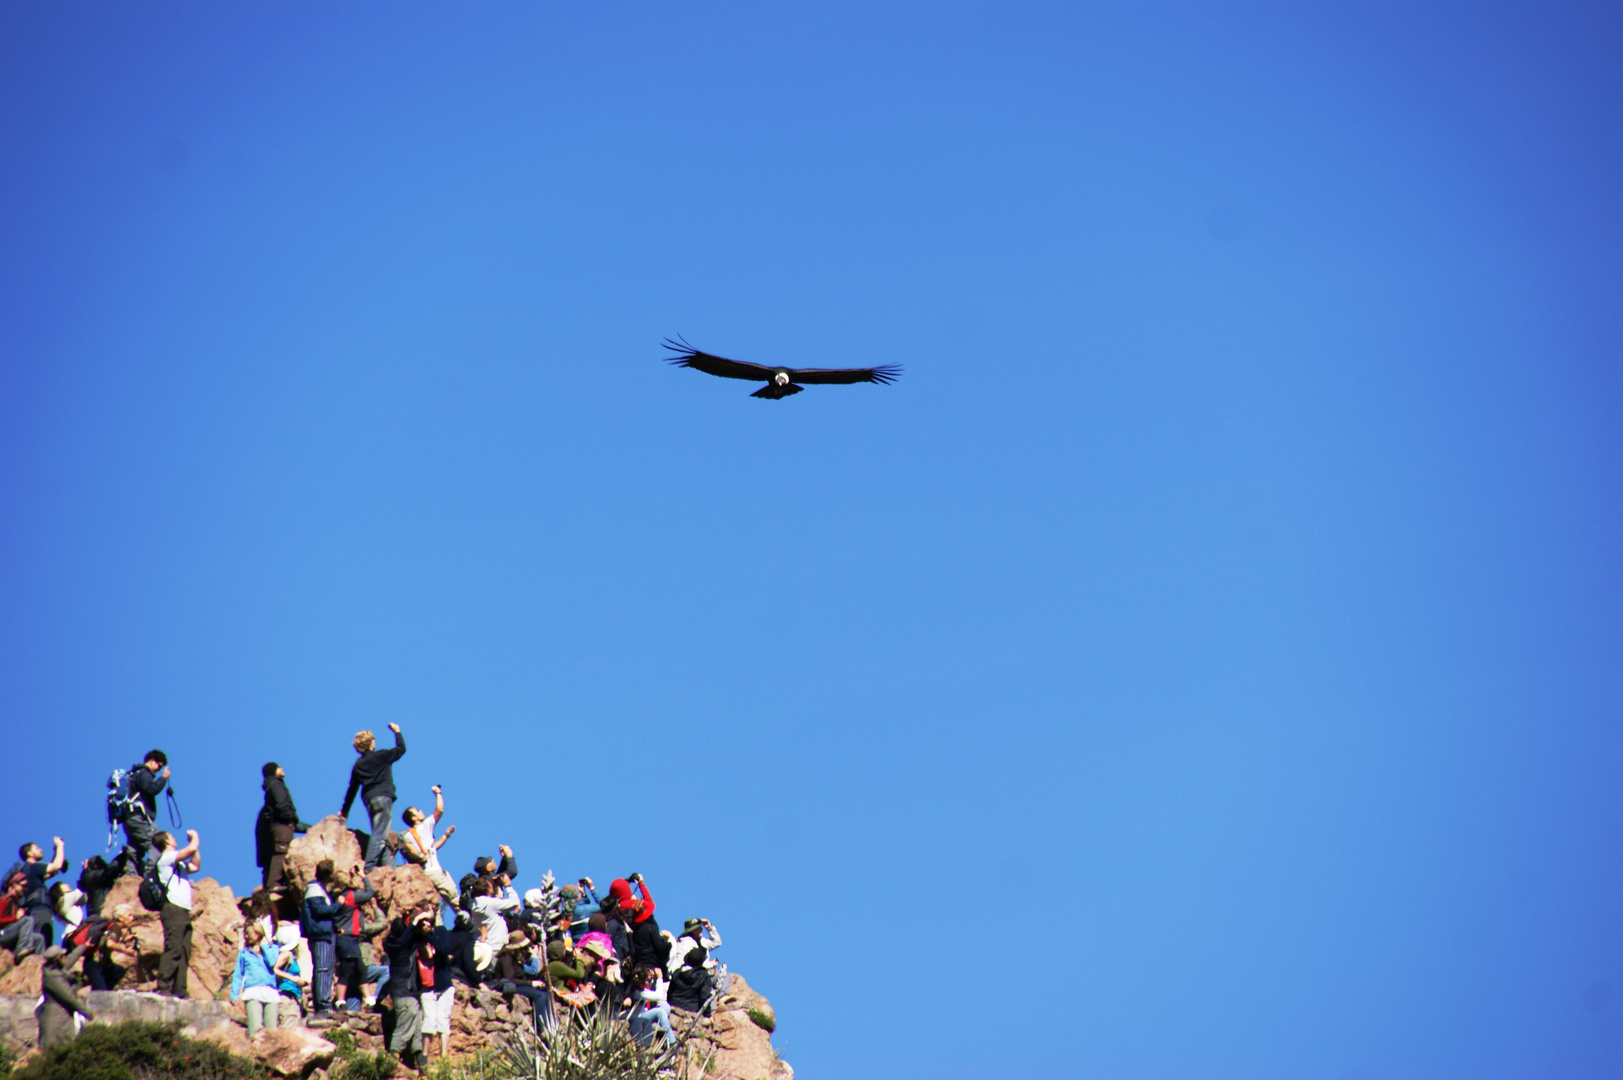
[457,1006,713,1080]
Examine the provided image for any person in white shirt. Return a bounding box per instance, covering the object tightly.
[153,829,200,998]
[468,878,521,948]
[399,786,458,904]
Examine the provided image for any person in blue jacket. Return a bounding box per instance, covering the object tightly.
[302,860,344,1019]
[230,922,285,1036]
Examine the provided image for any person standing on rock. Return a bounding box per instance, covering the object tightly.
[230,921,285,1037]
[257,762,311,892]
[152,828,200,998]
[340,724,406,872]
[122,750,170,874]
[383,906,435,1073]
[18,838,67,948]
[399,786,459,905]
[302,859,344,1019]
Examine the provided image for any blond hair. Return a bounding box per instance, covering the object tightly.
[244,922,265,945]
[353,730,375,752]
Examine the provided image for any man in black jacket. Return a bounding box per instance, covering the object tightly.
[122,751,169,874]
[256,763,310,892]
[340,724,406,871]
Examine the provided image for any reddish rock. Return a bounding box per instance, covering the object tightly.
[251,1025,338,1077]
[691,972,793,1080]
[102,872,241,999]
[284,816,365,892]
[0,956,43,996]
[366,863,440,919]
[190,1021,253,1058]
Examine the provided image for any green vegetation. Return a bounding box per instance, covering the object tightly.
[445,1008,706,1080]
[746,1007,776,1034]
[323,1025,396,1080]
[11,1022,265,1080]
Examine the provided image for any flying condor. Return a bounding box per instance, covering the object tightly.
[662,337,902,399]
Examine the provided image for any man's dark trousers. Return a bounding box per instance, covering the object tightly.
[158,902,192,997]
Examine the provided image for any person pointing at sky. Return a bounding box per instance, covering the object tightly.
[340,723,406,871]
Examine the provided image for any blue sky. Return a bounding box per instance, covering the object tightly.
[2,4,1620,1078]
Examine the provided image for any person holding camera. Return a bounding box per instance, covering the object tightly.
[151,828,200,998]
[341,723,406,872]
[383,906,436,1073]
[399,786,458,903]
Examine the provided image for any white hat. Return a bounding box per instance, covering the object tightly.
[275,923,302,948]
[524,888,545,908]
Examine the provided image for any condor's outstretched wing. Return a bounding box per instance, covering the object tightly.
[786,365,903,385]
[662,338,777,381]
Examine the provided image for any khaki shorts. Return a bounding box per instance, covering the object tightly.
[421,985,456,1034]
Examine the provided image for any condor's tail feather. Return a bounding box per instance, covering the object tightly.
[751,383,803,399]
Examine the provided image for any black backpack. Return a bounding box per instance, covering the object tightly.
[137,859,167,912]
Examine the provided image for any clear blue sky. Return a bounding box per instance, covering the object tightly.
[3,4,1620,1078]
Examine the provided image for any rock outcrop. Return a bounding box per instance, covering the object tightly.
[250,1025,339,1076]
[284,815,366,891]
[101,872,244,1000]
[688,972,794,1080]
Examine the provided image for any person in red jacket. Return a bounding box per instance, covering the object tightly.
[0,872,45,959]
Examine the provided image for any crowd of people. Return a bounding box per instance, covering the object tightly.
[2,724,730,1073]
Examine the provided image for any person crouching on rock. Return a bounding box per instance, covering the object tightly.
[152,829,199,998]
[231,921,285,1037]
[399,786,459,904]
[384,906,436,1074]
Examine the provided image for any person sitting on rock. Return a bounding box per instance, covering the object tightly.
[0,871,45,959]
[340,723,406,872]
[256,762,311,893]
[382,906,436,1073]
[667,946,717,1015]
[626,964,674,1047]
[331,868,378,1012]
[151,828,200,998]
[18,838,67,948]
[492,929,551,1034]
[545,938,598,1012]
[36,944,93,1049]
[301,858,344,1019]
[398,786,459,904]
[230,920,284,1037]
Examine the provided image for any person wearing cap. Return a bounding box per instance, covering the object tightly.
[122,750,170,874]
[37,943,94,1048]
[256,762,310,892]
[666,917,722,977]
[617,874,670,977]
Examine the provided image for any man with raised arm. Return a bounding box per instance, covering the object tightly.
[340,723,406,871]
[400,785,459,903]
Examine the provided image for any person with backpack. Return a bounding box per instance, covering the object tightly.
[151,828,199,997]
[340,724,406,872]
[398,786,458,904]
[332,869,378,1012]
[116,751,170,874]
[17,839,67,948]
[68,902,141,991]
[256,762,310,892]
